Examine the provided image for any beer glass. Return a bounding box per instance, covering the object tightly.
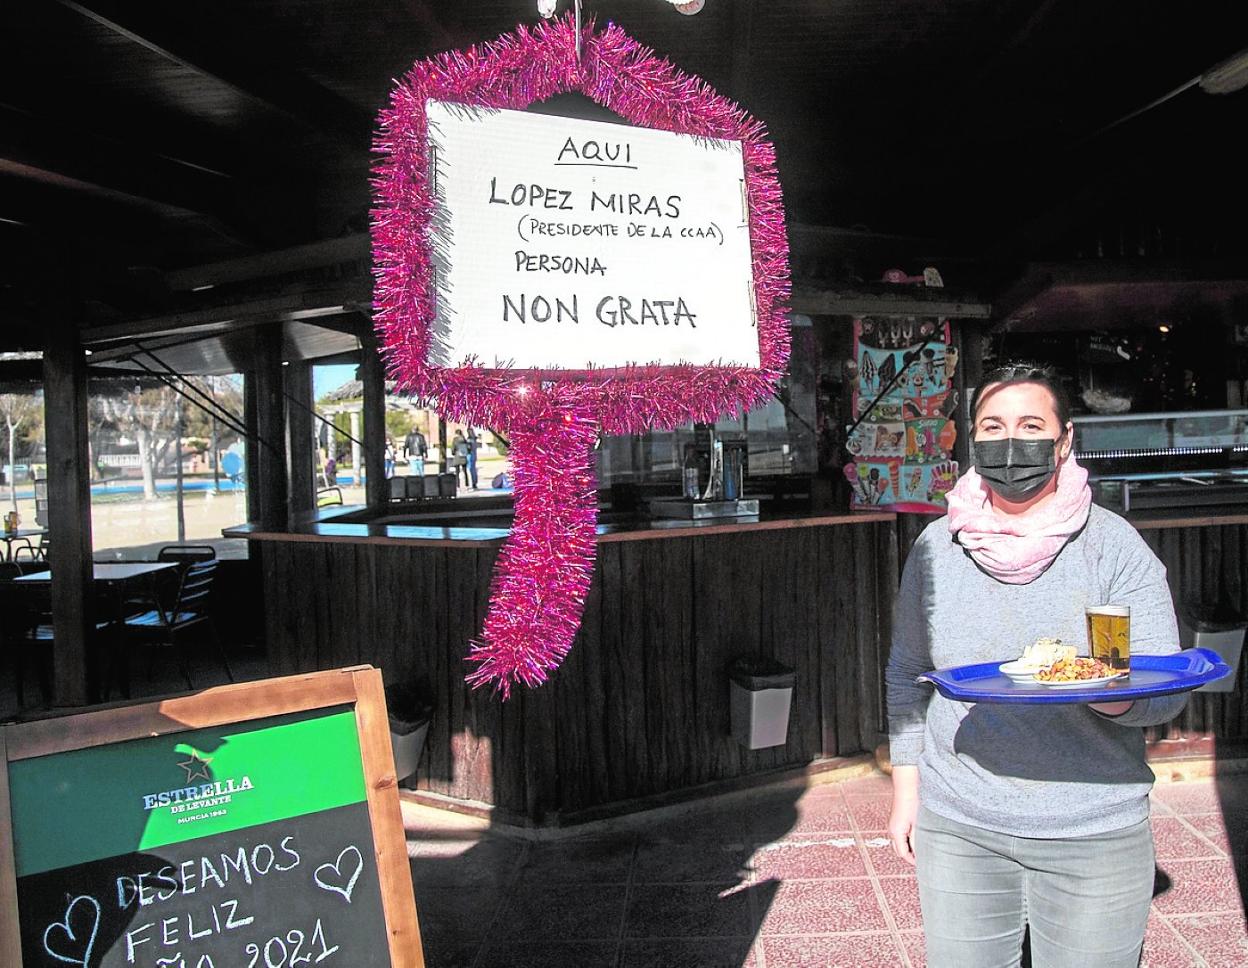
[1086,604,1131,671]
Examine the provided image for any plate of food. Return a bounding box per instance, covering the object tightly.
[1032,656,1126,688]
[917,647,1231,704]
[998,638,1073,681]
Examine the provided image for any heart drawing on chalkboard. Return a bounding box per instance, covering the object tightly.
[315,845,363,903]
[43,894,100,966]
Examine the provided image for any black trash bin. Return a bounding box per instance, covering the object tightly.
[1179,601,1246,693]
[728,655,795,749]
[385,683,432,783]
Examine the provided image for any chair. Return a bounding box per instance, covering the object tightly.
[120,558,233,692]
[0,573,52,708]
[157,545,217,566]
[12,533,46,562]
[127,544,217,627]
[388,476,407,502]
[317,486,344,508]
[0,569,111,709]
[404,476,426,500]
[4,535,35,560]
[116,546,213,617]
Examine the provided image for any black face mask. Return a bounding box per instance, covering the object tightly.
[972,437,1058,502]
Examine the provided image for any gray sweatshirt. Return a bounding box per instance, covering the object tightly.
[886,504,1186,837]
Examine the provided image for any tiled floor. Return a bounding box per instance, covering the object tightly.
[404,768,1248,967]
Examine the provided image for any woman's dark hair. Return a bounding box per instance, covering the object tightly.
[971,361,1072,427]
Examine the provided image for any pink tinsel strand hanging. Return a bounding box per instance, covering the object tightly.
[465,403,601,697]
[371,12,792,693]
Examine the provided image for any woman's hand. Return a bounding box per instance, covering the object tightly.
[1089,700,1134,717]
[888,765,919,865]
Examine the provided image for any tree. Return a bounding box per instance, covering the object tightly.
[0,392,40,510]
[93,384,178,500]
[180,375,243,454]
[90,377,244,494]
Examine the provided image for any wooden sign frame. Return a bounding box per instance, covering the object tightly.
[0,666,424,967]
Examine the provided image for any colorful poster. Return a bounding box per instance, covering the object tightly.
[846,317,958,513]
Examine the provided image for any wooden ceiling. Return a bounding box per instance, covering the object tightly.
[3,0,1248,344]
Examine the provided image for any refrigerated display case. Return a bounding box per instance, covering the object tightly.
[1073,409,1248,512]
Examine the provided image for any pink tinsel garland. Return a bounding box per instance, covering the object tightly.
[373,13,791,696]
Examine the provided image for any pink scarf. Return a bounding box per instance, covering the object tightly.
[945,455,1092,585]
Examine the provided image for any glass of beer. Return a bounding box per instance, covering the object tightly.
[1086,604,1131,671]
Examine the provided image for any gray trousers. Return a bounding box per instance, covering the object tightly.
[915,805,1154,968]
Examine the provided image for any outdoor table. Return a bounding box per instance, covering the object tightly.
[0,527,47,561]
[12,561,178,586]
[14,561,181,699]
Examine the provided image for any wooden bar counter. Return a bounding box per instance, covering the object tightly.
[1131,512,1248,745]
[230,507,900,824]
[230,505,1248,824]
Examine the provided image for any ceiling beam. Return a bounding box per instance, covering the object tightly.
[165,234,370,291]
[0,104,233,219]
[80,280,372,345]
[58,0,374,152]
[790,287,992,319]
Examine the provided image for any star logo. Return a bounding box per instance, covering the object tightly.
[178,750,213,783]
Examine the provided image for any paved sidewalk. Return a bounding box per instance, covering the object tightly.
[403,769,1248,967]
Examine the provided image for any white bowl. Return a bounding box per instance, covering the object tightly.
[998,659,1042,682]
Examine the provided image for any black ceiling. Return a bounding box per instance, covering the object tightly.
[3,0,1248,334]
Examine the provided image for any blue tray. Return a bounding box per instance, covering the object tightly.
[917,648,1231,704]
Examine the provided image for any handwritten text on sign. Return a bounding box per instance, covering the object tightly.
[10,711,393,967]
[426,99,760,370]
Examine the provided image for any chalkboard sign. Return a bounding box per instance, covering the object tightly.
[425,99,759,371]
[0,667,423,967]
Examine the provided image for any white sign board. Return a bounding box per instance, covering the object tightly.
[425,100,760,371]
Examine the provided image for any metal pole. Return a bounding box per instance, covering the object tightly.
[210,375,221,492]
[349,410,362,486]
[175,392,186,542]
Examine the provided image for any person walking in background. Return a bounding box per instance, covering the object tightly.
[885,361,1185,967]
[323,454,337,488]
[466,427,479,489]
[451,429,470,487]
[384,436,396,479]
[404,424,427,477]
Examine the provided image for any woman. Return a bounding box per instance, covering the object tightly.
[451,429,471,488]
[885,362,1185,967]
